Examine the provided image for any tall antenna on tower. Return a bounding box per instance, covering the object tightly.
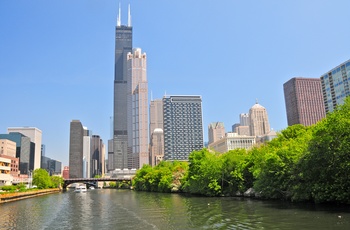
[128,4,132,27]
[117,2,121,26]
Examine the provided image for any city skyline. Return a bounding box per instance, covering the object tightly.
[1,1,350,166]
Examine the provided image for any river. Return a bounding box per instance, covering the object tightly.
[0,189,349,229]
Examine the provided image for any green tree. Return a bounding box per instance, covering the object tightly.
[184,149,223,196]
[251,124,312,200]
[50,175,63,188]
[301,97,350,203]
[32,169,52,189]
[221,149,250,195]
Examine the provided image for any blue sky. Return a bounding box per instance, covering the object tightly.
[1,0,349,167]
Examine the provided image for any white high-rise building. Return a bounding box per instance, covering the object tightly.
[83,127,91,178]
[8,127,42,170]
[127,48,149,169]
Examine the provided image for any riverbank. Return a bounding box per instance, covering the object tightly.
[0,188,61,204]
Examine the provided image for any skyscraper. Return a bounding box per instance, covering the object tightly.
[320,59,350,113]
[284,77,326,126]
[7,127,42,170]
[83,127,91,178]
[208,122,225,145]
[113,5,133,170]
[127,48,148,169]
[163,95,203,161]
[0,133,33,174]
[149,99,164,166]
[239,113,250,126]
[249,102,270,137]
[69,120,84,178]
[91,135,105,177]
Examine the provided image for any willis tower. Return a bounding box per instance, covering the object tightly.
[113,5,132,169]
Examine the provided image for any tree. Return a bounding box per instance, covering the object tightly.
[50,175,63,188]
[184,149,223,196]
[301,97,350,203]
[32,169,52,189]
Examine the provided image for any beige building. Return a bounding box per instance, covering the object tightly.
[208,132,256,153]
[0,139,16,157]
[150,128,164,166]
[234,125,250,136]
[127,48,148,168]
[249,102,271,137]
[208,122,225,145]
[0,156,12,185]
[149,99,164,166]
[8,127,42,170]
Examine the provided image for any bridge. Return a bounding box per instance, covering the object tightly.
[63,178,132,190]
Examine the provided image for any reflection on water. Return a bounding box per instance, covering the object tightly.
[1,189,350,229]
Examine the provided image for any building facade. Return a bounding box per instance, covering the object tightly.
[208,122,225,145]
[208,132,256,153]
[149,99,164,166]
[284,77,326,126]
[163,95,203,161]
[320,59,350,113]
[239,113,250,126]
[249,102,271,137]
[69,120,84,178]
[41,156,62,175]
[83,127,91,178]
[0,156,12,185]
[0,133,33,175]
[113,6,133,170]
[127,48,148,169]
[0,139,16,157]
[7,127,42,170]
[62,166,69,179]
[91,135,105,177]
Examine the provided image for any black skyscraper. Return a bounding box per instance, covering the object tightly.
[113,5,132,169]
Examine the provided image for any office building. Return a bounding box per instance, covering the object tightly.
[91,135,105,177]
[69,120,84,178]
[0,139,19,182]
[62,166,69,179]
[249,102,271,137]
[127,48,148,169]
[231,123,240,133]
[7,127,42,170]
[41,156,62,175]
[41,144,46,157]
[107,139,114,171]
[208,122,225,145]
[235,126,250,136]
[208,132,256,153]
[0,156,12,185]
[83,127,91,178]
[113,5,133,170]
[320,59,350,113]
[240,113,250,126]
[0,133,33,174]
[284,77,326,126]
[0,139,16,157]
[163,95,203,161]
[149,99,164,166]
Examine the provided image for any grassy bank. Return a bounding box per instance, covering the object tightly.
[0,188,60,204]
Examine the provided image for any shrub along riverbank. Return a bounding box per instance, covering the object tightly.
[133,97,350,204]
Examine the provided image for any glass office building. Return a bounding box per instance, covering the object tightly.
[321,59,350,113]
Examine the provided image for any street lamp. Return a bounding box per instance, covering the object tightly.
[28,170,32,188]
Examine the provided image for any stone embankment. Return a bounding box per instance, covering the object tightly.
[0,188,60,204]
